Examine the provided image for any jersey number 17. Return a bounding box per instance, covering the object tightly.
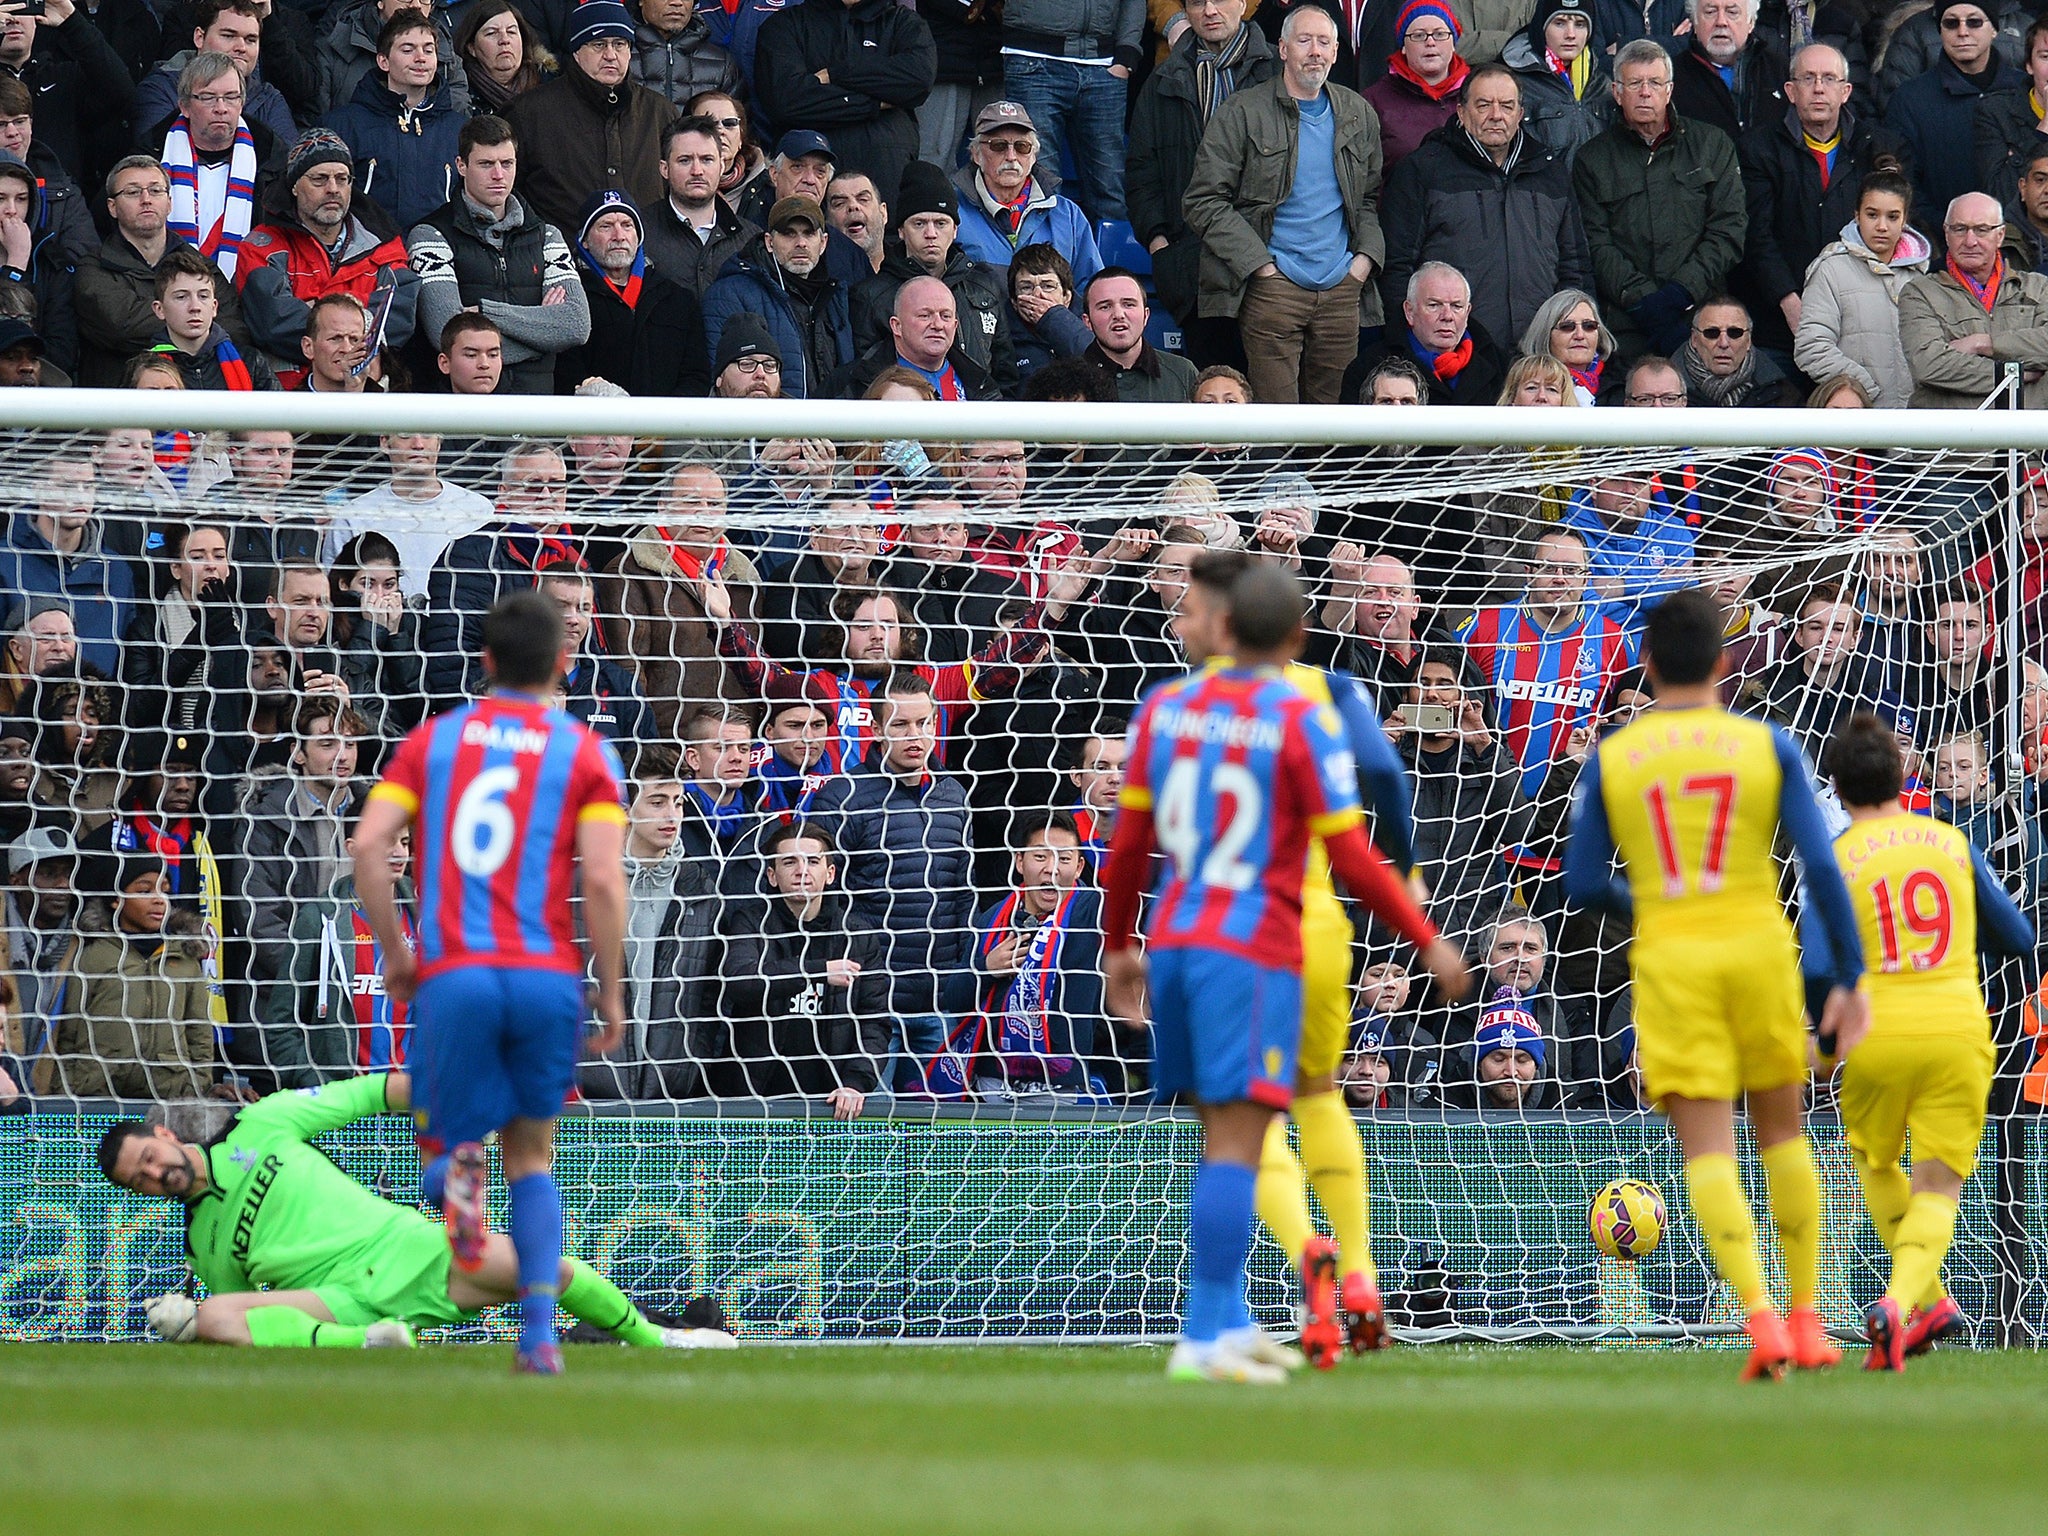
[1643,773,1738,898]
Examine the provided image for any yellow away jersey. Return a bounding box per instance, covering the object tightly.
[1834,811,1988,1036]
[1596,705,1793,946]
[1285,662,1346,932]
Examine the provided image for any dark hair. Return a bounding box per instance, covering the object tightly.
[332,529,402,583]
[453,1,555,91]
[376,6,436,53]
[1187,547,1252,600]
[876,668,935,721]
[1464,61,1519,97]
[1227,565,1308,651]
[1082,264,1146,304]
[1856,165,1914,207]
[1360,354,1428,403]
[1825,711,1904,808]
[152,245,219,301]
[763,818,838,859]
[1694,293,1748,321]
[458,113,516,159]
[1195,363,1252,398]
[1625,353,1681,388]
[663,112,724,158]
[1643,588,1725,685]
[1016,808,1081,848]
[481,590,563,689]
[96,1120,152,1184]
[292,695,368,743]
[1009,242,1074,299]
[193,0,263,29]
[685,88,759,167]
[440,310,502,352]
[1602,665,1648,713]
[1022,357,1116,403]
[631,742,682,793]
[1066,714,1128,766]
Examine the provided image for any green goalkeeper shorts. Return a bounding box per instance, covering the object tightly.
[312,1214,467,1329]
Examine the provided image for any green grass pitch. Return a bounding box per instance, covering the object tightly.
[4,1342,2043,1534]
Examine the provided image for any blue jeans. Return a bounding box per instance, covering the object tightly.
[1001,54,1127,223]
[885,1012,950,1093]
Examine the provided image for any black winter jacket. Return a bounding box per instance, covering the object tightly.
[850,242,1017,388]
[1885,56,2027,237]
[1670,34,1785,148]
[501,61,671,239]
[1379,122,1592,355]
[810,760,979,1014]
[629,13,744,107]
[918,0,1001,87]
[557,260,711,397]
[753,0,937,204]
[641,197,760,298]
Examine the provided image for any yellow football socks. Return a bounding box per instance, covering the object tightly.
[1684,1152,1769,1313]
[1760,1136,1823,1311]
[1886,1192,1961,1313]
[1255,1118,1315,1267]
[1856,1161,1950,1309]
[1295,1091,1376,1282]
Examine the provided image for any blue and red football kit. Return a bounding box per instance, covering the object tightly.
[369,693,627,1149]
[1101,667,1436,1108]
[1457,600,1635,796]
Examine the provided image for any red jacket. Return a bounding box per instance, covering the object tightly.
[235,208,418,388]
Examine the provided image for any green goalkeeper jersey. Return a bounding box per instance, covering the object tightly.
[186,1075,417,1297]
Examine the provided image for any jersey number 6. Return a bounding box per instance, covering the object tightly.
[453,765,519,878]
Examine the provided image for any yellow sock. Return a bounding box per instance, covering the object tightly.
[1855,1162,1949,1307]
[1255,1117,1315,1268]
[1760,1136,1823,1311]
[1684,1152,1769,1314]
[1295,1091,1375,1282]
[1886,1193,1960,1312]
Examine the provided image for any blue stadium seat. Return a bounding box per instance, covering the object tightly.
[1096,219,1152,276]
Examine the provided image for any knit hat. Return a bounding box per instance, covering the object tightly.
[893,160,957,229]
[714,313,782,374]
[0,316,40,358]
[1471,993,1547,1067]
[1934,0,1993,27]
[765,672,839,721]
[1354,1020,1393,1054]
[577,187,643,246]
[568,0,636,50]
[1527,0,1593,42]
[285,127,352,189]
[1395,0,1461,39]
[113,847,169,895]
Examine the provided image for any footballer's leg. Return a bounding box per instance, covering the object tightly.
[451,1236,736,1350]
[1664,1095,1789,1379]
[192,1290,410,1349]
[1750,1083,1837,1371]
[498,971,591,1374]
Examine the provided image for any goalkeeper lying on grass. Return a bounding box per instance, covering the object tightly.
[97,1072,735,1353]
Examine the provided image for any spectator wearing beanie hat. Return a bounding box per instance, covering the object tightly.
[1459,990,1557,1110]
[1363,1,1470,171]
[556,187,711,396]
[711,312,788,398]
[701,193,857,398]
[1500,0,1610,163]
[237,125,420,391]
[503,0,672,236]
[850,159,1017,391]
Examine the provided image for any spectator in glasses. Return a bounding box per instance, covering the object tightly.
[1519,287,1613,404]
[1900,189,2048,408]
[1675,294,1796,406]
[1885,0,2023,225]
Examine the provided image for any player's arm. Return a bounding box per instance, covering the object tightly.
[1774,730,1869,1054]
[1328,669,1415,875]
[236,1072,403,1141]
[1319,818,1471,1000]
[1971,846,2038,956]
[576,804,630,1054]
[353,784,420,1002]
[1099,782,1156,1032]
[1559,754,1633,918]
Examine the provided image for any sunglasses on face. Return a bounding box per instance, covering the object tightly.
[1942,14,1990,27]
[1695,325,1747,340]
[1553,318,1600,334]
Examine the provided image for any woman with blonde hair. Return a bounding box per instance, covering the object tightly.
[1496,352,1581,408]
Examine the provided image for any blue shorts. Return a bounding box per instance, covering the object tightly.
[410,965,585,1151]
[1147,948,1302,1109]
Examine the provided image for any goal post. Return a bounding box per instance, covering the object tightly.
[0,389,2042,1345]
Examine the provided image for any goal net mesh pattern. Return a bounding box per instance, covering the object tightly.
[0,401,2041,1343]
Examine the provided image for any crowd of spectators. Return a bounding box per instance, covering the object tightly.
[2,0,2047,1119]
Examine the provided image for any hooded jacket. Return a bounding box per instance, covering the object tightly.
[950,161,1104,287]
[1379,119,1593,354]
[270,869,417,1084]
[501,58,671,238]
[235,177,419,389]
[753,0,937,204]
[148,321,283,392]
[700,233,856,399]
[1500,32,1612,164]
[48,904,213,1100]
[319,71,465,232]
[1793,221,1933,408]
[134,49,297,148]
[0,151,80,376]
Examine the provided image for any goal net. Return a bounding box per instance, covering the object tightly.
[0,391,2042,1345]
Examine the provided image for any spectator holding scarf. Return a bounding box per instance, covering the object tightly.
[159,50,286,284]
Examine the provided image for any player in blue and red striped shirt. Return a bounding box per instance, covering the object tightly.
[1103,562,1468,1384]
[353,592,630,1375]
[1457,528,1635,799]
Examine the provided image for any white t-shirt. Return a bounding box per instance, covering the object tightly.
[329,482,494,599]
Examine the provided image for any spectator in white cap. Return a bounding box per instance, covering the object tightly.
[4,822,80,1087]
[950,99,1101,287]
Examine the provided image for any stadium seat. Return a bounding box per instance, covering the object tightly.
[1096,220,1152,277]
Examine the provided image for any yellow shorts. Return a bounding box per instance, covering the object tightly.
[1839,1029,1995,1181]
[1631,930,1806,1105]
[1298,900,1354,1079]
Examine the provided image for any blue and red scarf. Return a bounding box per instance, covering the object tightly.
[919,891,1082,1097]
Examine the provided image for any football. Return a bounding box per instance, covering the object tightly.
[1589,1178,1667,1262]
